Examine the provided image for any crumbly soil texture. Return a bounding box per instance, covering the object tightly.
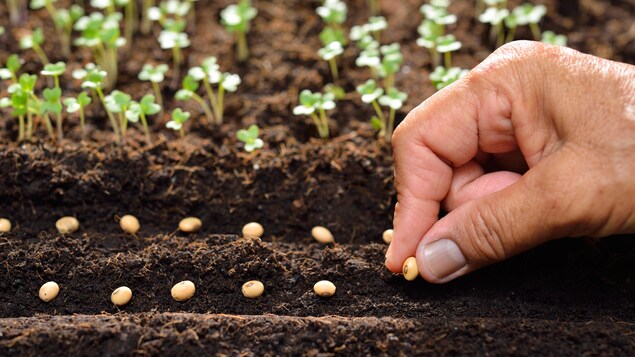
[1,0,635,355]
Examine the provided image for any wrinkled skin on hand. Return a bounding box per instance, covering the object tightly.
[386,41,635,283]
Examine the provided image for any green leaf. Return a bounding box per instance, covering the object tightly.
[77,92,92,106]
[41,62,67,77]
[171,108,190,123]
[140,94,160,115]
[370,116,383,131]
[32,28,45,45]
[182,75,200,92]
[6,54,22,73]
[18,74,38,92]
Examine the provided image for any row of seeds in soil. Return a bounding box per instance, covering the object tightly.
[2,215,422,309]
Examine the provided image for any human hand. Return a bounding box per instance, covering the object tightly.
[385,41,635,283]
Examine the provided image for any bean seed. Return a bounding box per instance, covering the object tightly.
[179,217,202,233]
[0,218,11,232]
[242,222,264,238]
[111,286,132,306]
[313,280,336,297]
[120,215,140,234]
[242,280,265,298]
[311,226,334,244]
[403,257,419,281]
[171,280,195,301]
[39,281,59,302]
[382,229,393,244]
[56,216,79,234]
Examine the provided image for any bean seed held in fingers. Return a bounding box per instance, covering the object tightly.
[120,215,140,234]
[313,280,336,297]
[382,229,393,244]
[56,216,79,234]
[403,257,419,281]
[111,286,133,306]
[171,280,196,301]
[242,280,265,298]
[179,217,202,233]
[0,218,11,232]
[39,281,59,302]
[242,222,264,238]
[311,226,334,244]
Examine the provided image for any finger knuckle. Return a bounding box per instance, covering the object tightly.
[465,205,509,262]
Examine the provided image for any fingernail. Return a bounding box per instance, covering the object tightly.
[422,239,466,279]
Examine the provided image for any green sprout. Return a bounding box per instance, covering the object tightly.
[429,66,469,90]
[377,87,407,142]
[138,63,168,110]
[220,0,258,62]
[317,0,348,46]
[30,0,76,57]
[378,43,403,90]
[104,90,132,137]
[40,62,66,140]
[187,57,241,124]
[19,28,49,65]
[541,31,568,47]
[126,94,161,140]
[356,79,385,131]
[435,35,461,68]
[64,92,92,135]
[236,124,264,152]
[512,3,546,40]
[318,41,344,83]
[73,63,121,140]
[74,12,126,89]
[91,0,138,46]
[479,7,510,47]
[166,107,190,137]
[293,89,336,139]
[157,22,190,85]
[0,55,24,83]
[175,75,214,123]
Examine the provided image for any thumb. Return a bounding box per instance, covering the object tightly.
[415,153,572,283]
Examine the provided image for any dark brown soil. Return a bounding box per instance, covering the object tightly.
[1,0,635,355]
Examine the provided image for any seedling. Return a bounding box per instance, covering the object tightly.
[220,0,258,62]
[417,2,459,67]
[293,89,336,139]
[479,7,510,47]
[429,66,469,90]
[73,63,121,140]
[63,92,92,135]
[318,41,344,83]
[0,54,24,83]
[356,79,385,130]
[104,90,132,136]
[30,0,79,57]
[541,31,567,47]
[378,43,403,90]
[40,62,66,140]
[91,0,138,45]
[157,22,190,85]
[351,16,387,43]
[175,75,214,123]
[166,108,190,137]
[378,87,407,142]
[19,28,49,65]
[126,94,161,140]
[74,12,126,88]
[318,0,347,47]
[236,124,264,152]
[187,57,241,124]
[138,63,168,109]
[512,3,546,40]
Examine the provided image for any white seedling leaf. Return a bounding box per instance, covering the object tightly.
[293,105,315,115]
[479,7,509,25]
[0,97,11,107]
[166,120,182,130]
[8,83,20,94]
[0,69,12,79]
[320,100,336,111]
[221,6,242,26]
[245,138,264,152]
[188,67,206,81]
[90,0,112,9]
[147,7,162,21]
[221,73,241,92]
[66,102,80,113]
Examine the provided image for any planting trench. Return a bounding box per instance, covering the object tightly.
[1,0,635,354]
